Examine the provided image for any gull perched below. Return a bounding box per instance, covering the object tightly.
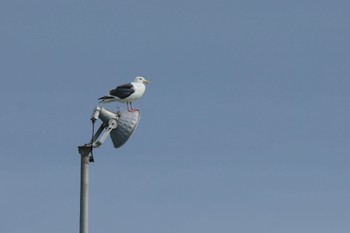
[98,76,150,112]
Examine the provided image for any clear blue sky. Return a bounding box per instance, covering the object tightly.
[1,0,349,232]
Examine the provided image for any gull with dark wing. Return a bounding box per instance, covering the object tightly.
[98,76,150,112]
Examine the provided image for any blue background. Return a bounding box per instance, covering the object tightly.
[1,0,349,232]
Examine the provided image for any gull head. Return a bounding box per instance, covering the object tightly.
[134,76,150,85]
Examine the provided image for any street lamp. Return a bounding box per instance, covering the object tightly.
[77,106,141,233]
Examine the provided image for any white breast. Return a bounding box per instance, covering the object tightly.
[128,82,146,102]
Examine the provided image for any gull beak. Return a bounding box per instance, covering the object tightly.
[143,79,150,84]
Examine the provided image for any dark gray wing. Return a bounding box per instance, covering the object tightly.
[109,83,135,99]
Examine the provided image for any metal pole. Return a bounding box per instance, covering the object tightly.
[78,145,92,233]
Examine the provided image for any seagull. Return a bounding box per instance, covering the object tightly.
[98,76,150,111]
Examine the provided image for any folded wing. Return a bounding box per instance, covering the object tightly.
[109,83,135,99]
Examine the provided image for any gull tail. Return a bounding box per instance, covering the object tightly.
[98,96,116,103]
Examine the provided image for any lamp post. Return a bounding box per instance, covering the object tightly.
[78,145,92,233]
[78,107,140,233]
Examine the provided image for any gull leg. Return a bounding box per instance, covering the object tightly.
[128,102,139,112]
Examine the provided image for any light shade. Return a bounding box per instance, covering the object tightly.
[98,107,141,148]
